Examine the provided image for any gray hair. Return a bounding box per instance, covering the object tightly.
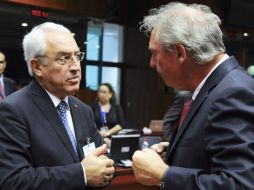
[140,2,226,64]
[22,22,72,76]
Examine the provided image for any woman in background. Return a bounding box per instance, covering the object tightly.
[91,83,124,147]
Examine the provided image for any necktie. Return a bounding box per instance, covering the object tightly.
[178,99,192,128]
[57,101,78,156]
[0,82,4,101]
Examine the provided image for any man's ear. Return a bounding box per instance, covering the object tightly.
[30,59,43,77]
[175,44,186,63]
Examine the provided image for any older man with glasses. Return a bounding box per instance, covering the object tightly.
[0,22,115,190]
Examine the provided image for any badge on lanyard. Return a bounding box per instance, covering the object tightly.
[82,137,96,156]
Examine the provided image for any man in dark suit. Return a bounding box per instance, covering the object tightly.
[132,2,254,190]
[0,51,16,98]
[0,22,114,190]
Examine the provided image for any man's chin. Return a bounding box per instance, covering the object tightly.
[67,85,80,95]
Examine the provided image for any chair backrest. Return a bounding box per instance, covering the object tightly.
[139,136,161,150]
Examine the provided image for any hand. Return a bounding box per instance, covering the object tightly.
[132,148,169,186]
[150,142,169,161]
[150,142,169,153]
[103,137,111,148]
[99,130,110,137]
[82,144,115,187]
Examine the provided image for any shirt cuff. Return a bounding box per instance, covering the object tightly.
[81,162,87,185]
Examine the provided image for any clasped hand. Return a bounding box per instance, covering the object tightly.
[132,142,169,186]
[82,144,115,187]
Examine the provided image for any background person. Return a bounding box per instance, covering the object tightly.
[91,83,124,147]
[0,22,114,190]
[0,51,16,99]
[132,2,254,190]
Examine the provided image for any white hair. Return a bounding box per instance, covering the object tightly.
[22,22,72,76]
[140,2,226,64]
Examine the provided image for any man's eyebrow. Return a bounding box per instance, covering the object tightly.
[55,51,69,56]
[55,51,80,56]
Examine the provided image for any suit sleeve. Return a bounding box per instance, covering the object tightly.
[0,102,86,190]
[162,87,254,190]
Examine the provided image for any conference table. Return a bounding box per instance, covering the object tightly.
[104,166,159,190]
[104,130,163,190]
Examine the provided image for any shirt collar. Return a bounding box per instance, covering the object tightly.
[192,54,229,100]
[44,89,69,109]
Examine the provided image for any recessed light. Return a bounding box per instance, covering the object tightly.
[243,32,249,37]
[21,22,28,27]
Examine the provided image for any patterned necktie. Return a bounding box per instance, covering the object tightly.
[57,101,78,156]
[178,99,192,128]
[0,81,4,101]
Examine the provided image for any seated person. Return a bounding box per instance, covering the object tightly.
[91,83,124,147]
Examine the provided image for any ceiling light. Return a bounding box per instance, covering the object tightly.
[21,22,28,27]
[243,32,249,37]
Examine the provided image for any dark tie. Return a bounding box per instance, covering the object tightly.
[57,101,78,155]
[178,99,192,128]
[0,82,4,101]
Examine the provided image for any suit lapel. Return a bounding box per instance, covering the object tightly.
[29,80,79,162]
[68,97,86,159]
[167,86,208,159]
[167,57,240,161]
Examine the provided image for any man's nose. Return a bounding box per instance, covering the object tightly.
[69,60,80,72]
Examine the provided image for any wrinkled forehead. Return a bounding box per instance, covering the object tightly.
[45,30,79,54]
[149,29,163,51]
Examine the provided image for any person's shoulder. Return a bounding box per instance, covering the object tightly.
[112,103,123,111]
[68,96,94,110]
[89,102,99,111]
[3,86,29,106]
[4,76,16,84]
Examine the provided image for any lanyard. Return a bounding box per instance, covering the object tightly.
[100,105,107,126]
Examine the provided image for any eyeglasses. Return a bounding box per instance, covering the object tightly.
[36,52,85,65]
[98,90,110,94]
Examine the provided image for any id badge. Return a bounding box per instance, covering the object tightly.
[82,142,96,156]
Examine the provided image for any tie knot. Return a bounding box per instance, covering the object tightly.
[58,101,67,112]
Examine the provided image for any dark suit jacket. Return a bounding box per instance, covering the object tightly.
[3,76,16,96]
[0,79,104,190]
[163,57,254,190]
